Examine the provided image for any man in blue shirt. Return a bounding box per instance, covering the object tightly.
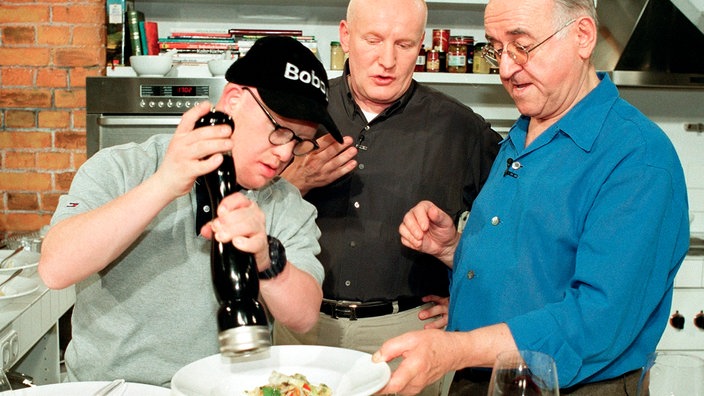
[371,0,689,395]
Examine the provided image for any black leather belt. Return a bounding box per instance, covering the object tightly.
[320,296,424,320]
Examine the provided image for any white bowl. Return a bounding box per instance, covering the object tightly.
[0,275,38,307]
[0,249,39,276]
[130,54,173,77]
[208,59,236,76]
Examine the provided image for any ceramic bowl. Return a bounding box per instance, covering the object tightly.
[207,59,236,76]
[130,54,173,77]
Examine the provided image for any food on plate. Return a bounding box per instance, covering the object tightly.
[246,371,332,396]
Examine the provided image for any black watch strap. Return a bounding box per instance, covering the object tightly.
[258,236,287,280]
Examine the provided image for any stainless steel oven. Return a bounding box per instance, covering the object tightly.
[86,77,228,157]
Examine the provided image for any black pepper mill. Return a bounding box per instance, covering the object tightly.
[196,110,271,357]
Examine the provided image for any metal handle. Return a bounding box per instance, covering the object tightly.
[97,116,182,127]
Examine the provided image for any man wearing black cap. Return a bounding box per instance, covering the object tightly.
[38,36,341,387]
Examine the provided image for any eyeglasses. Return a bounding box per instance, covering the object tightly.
[243,87,319,156]
[482,19,576,67]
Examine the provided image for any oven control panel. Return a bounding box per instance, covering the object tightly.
[87,77,228,115]
[139,84,210,111]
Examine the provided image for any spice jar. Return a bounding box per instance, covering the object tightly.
[330,41,345,70]
[415,44,426,72]
[447,36,469,73]
[426,49,440,72]
[472,42,491,74]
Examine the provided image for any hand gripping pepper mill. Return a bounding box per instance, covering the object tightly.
[196,110,271,357]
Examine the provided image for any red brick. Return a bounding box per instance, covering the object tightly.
[41,192,62,212]
[5,110,36,128]
[3,213,52,233]
[0,48,52,67]
[4,152,36,169]
[55,171,76,191]
[1,68,35,87]
[73,151,87,168]
[37,68,68,88]
[0,88,52,108]
[73,25,104,46]
[39,110,71,129]
[55,131,85,150]
[7,193,40,211]
[68,68,98,88]
[0,6,50,23]
[55,88,86,108]
[0,172,52,191]
[37,25,70,46]
[37,151,72,170]
[55,47,103,68]
[2,26,35,45]
[72,109,87,129]
[52,4,105,24]
[0,131,52,150]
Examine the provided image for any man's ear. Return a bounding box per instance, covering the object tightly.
[576,16,597,60]
[217,83,245,114]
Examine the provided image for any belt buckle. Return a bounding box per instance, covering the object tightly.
[332,300,360,321]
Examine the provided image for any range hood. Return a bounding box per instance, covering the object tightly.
[594,0,704,87]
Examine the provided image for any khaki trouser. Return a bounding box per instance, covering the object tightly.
[274,303,447,396]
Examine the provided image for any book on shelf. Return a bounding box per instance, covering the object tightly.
[169,31,233,39]
[159,41,239,51]
[126,9,145,59]
[228,28,303,37]
[143,21,160,55]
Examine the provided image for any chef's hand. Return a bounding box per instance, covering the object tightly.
[399,200,460,268]
[281,134,358,196]
[200,192,272,271]
[372,330,457,396]
[419,295,449,329]
[156,101,234,200]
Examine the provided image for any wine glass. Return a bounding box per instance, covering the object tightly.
[637,352,704,395]
[488,350,559,396]
[0,370,13,394]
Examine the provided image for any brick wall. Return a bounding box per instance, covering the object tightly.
[0,0,106,240]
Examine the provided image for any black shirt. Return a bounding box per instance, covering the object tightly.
[306,69,501,302]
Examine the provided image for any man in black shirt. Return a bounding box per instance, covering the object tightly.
[277,1,501,394]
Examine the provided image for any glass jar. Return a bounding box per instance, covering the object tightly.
[415,44,426,72]
[447,36,468,73]
[426,49,440,72]
[472,42,491,74]
[330,41,345,70]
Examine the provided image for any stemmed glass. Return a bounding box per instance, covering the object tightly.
[637,352,704,395]
[0,370,13,394]
[488,350,559,396]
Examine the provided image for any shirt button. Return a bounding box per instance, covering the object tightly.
[350,241,357,247]
[354,201,360,209]
[345,280,351,286]
[203,205,210,213]
[467,270,475,280]
[358,163,365,170]
[491,216,500,226]
[511,161,522,170]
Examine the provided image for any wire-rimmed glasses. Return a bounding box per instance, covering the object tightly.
[243,87,319,156]
[482,18,576,67]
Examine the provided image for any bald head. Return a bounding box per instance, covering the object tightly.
[347,0,428,34]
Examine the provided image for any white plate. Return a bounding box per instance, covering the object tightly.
[0,275,38,302]
[170,345,391,396]
[1,381,170,395]
[0,249,40,274]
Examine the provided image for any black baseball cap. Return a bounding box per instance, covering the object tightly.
[225,36,343,143]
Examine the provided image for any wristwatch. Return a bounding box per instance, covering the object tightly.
[258,236,287,280]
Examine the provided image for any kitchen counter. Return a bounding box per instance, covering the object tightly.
[0,270,75,385]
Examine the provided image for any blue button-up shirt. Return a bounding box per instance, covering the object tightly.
[448,73,689,387]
